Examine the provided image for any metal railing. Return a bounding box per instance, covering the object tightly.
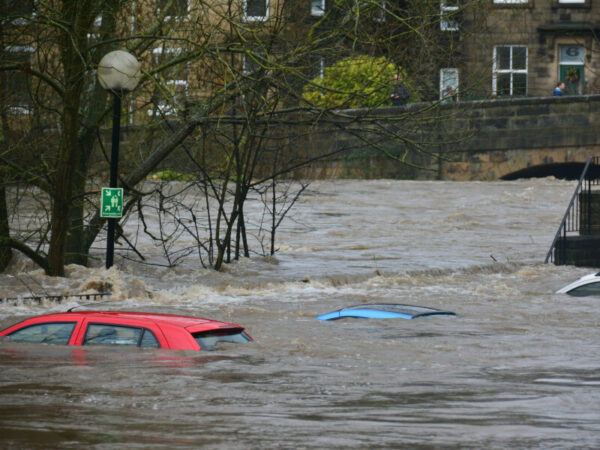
[545,156,600,264]
[0,292,110,305]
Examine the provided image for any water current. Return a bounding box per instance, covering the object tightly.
[1,179,599,448]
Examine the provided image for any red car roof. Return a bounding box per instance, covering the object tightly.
[0,310,251,351]
[27,311,238,330]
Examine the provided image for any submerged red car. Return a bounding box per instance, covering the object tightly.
[0,311,252,351]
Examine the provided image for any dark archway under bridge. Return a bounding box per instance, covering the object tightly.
[501,162,600,181]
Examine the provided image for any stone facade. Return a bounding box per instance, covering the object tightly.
[456,0,600,99]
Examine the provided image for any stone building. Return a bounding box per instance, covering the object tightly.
[446,0,600,100]
[3,1,600,116]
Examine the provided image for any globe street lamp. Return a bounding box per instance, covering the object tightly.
[97,50,141,269]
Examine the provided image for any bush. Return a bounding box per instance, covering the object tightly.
[302,55,414,109]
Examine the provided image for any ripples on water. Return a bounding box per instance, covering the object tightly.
[1,179,599,448]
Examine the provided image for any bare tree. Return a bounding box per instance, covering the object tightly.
[0,0,489,275]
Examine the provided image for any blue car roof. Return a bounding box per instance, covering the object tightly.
[316,304,457,321]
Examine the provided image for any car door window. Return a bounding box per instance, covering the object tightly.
[140,329,160,348]
[84,324,142,346]
[6,322,76,345]
[83,324,161,348]
[568,282,600,297]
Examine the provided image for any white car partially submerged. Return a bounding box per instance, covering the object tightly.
[556,272,600,296]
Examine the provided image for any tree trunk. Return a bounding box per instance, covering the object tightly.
[65,92,110,267]
[64,1,118,267]
[0,185,12,271]
[47,93,81,276]
[64,165,88,266]
[47,1,87,276]
[0,22,12,271]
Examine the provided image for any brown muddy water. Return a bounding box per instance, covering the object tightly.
[0,179,599,449]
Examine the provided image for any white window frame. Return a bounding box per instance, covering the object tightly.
[440,1,458,31]
[559,45,585,65]
[148,47,189,116]
[244,0,269,21]
[311,0,325,16]
[493,45,528,96]
[440,68,459,100]
[373,1,387,23]
[243,54,254,74]
[157,0,190,21]
[493,0,528,4]
[5,0,35,26]
[87,15,102,42]
[243,52,267,75]
[149,79,189,116]
[4,45,35,114]
[6,45,36,53]
[558,0,585,3]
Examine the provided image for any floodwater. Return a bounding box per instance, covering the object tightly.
[1,179,599,449]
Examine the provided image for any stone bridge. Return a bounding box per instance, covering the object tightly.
[431,95,600,181]
[299,94,600,181]
[117,94,600,182]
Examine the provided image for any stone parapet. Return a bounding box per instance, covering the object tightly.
[107,95,600,181]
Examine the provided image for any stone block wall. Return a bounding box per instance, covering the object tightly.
[112,95,600,181]
[433,94,600,180]
[554,235,600,267]
[579,192,600,236]
[315,94,600,181]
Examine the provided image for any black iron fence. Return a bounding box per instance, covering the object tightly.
[545,156,600,264]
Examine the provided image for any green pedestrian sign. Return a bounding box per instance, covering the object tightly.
[101,187,123,218]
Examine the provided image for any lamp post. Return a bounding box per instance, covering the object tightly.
[97,50,141,269]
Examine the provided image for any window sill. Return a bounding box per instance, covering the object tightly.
[551,1,590,10]
[492,1,532,9]
[243,16,268,22]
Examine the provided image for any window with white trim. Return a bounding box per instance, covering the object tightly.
[440,68,459,101]
[558,0,585,3]
[493,45,527,96]
[244,0,268,21]
[493,0,528,4]
[306,55,325,80]
[373,1,387,23]
[440,1,458,31]
[243,53,263,75]
[3,0,35,24]
[2,46,34,113]
[149,47,188,116]
[87,15,102,45]
[157,0,189,20]
[311,0,325,16]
